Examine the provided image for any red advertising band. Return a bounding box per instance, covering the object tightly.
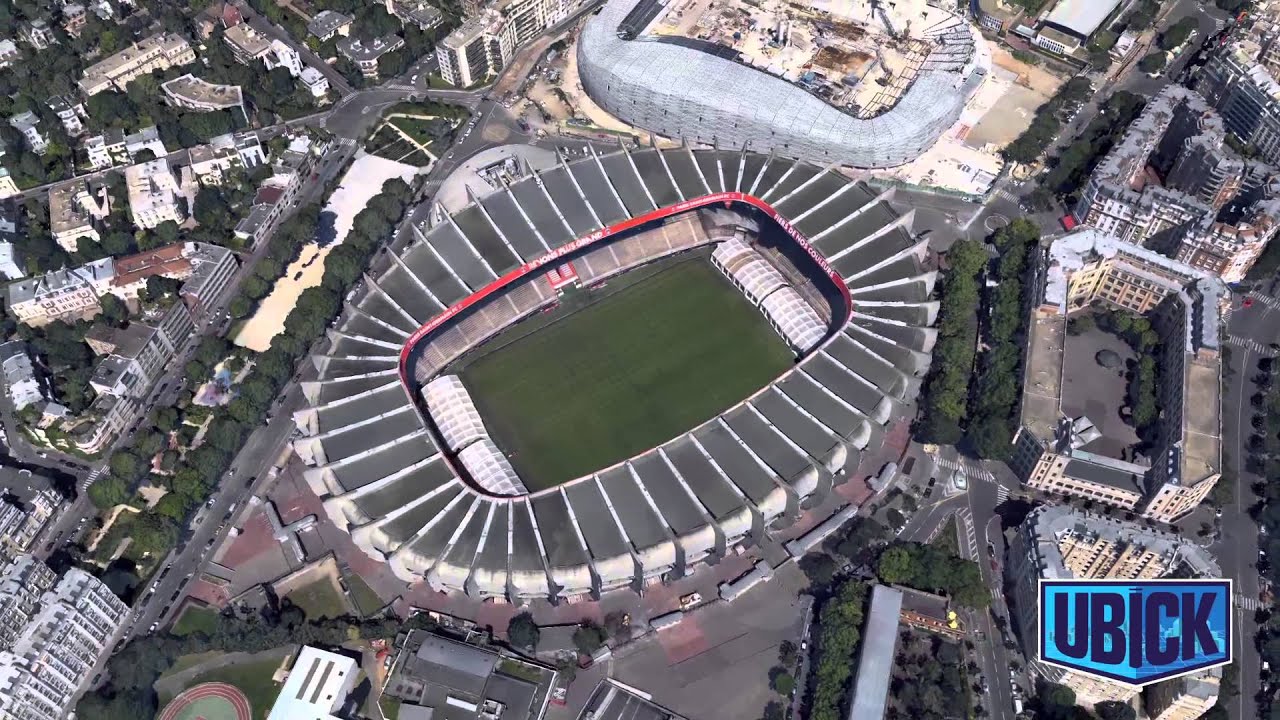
[396,192,854,386]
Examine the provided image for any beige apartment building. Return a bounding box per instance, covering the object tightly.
[1011,229,1225,524]
[78,33,195,96]
[1144,670,1221,720]
[1007,506,1221,706]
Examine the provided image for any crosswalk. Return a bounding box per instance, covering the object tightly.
[79,465,105,492]
[1247,292,1280,312]
[1227,334,1270,354]
[934,455,996,482]
[1236,593,1261,612]
[956,508,979,561]
[995,484,1010,503]
[992,188,1020,203]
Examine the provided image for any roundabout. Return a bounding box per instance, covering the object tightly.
[158,682,252,720]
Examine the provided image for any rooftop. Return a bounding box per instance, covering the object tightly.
[112,242,193,288]
[267,645,358,720]
[80,33,191,89]
[848,585,903,720]
[1044,0,1123,40]
[224,22,273,58]
[336,35,405,63]
[307,10,353,38]
[387,631,553,720]
[161,74,244,108]
[7,258,114,306]
[1024,504,1221,581]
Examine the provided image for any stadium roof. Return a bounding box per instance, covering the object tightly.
[579,0,989,168]
[1044,0,1121,40]
[293,146,940,602]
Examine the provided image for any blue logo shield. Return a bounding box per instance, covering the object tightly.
[1039,579,1232,685]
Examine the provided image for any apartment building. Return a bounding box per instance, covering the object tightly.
[6,258,114,327]
[1197,39,1280,166]
[0,41,20,69]
[0,341,45,411]
[387,0,444,30]
[299,67,330,97]
[1074,85,1280,282]
[336,36,405,78]
[1144,670,1221,720]
[8,112,47,155]
[88,306,193,398]
[0,468,63,562]
[188,131,268,185]
[223,22,274,64]
[84,125,168,171]
[46,96,87,137]
[307,10,353,41]
[1011,229,1226,524]
[19,20,55,51]
[1007,506,1220,707]
[161,74,245,114]
[181,243,238,318]
[439,0,568,86]
[0,555,128,720]
[124,158,185,230]
[79,33,196,96]
[48,179,110,252]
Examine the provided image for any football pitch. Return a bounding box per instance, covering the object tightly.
[458,258,795,490]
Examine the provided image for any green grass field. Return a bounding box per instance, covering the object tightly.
[460,259,793,488]
[285,577,351,621]
[170,606,220,637]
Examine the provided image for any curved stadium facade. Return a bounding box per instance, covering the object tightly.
[292,146,939,602]
[577,0,988,168]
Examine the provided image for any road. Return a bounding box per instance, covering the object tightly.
[234,0,356,97]
[1217,290,1280,720]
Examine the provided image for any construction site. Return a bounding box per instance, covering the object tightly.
[647,0,960,119]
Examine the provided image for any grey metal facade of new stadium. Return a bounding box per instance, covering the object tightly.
[576,0,988,168]
[292,146,939,603]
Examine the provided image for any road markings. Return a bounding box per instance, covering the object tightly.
[1236,593,1261,612]
[80,466,105,491]
[955,508,979,561]
[993,188,1020,203]
[934,455,995,482]
[1227,335,1269,354]
[1247,292,1280,312]
[996,484,1010,503]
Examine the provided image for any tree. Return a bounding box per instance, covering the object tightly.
[109,451,145,483]
[153,493,188,521]
[99,294,129,328]
[1209,474,1234,508]
[1138,51,1167,74]
[506,612,539,649]
[1094,700,1136,720]
[769,668,794,696]
[1157,17,1197,51]
[572,621,607,655]
[799,553,836,588]
[760,701,785,720]
[777,639,797,667]
[87,474,129,509]
[603,610,630,639]
[877,545,914,584]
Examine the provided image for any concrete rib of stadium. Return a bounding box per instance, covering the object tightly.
[292,146,939,602]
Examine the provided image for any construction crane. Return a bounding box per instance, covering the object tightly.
[867,0,899,40]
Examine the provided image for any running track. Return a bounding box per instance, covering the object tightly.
[158,682,251,720]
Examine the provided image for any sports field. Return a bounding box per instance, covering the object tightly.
[460,259,795,489]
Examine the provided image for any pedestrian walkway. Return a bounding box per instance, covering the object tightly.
[955,508,978,561]
[1237,593,1261,612]
[993,188,1020,203]
[1247,292,1280,312]
[80,465,105,491]
[1227,334,1269,354]
[934,455,995,482]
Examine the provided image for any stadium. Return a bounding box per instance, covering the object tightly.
[292,146,939,602]
[576,0,989,168]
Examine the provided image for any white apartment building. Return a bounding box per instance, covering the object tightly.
[0,468,62,562]
[0,342,44,411]
[0,244,21,280]
[266,646,359,720]
[46,96,87,137]
[299,67,329,97]
[188,131,268,185]
[439,0,568,86]
[78,33,195,96]
[0,556,128,720]
[124,158,185,229]
[6,258,114,327]
[48,179,110,253]
[7,112,47,156]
